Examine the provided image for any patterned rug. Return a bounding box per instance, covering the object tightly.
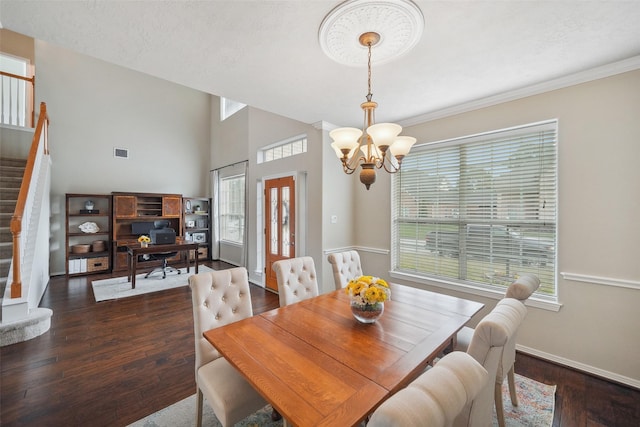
[128,374,555,426]
[91,265,214,302]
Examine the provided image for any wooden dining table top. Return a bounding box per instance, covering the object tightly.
[203,283,484,427]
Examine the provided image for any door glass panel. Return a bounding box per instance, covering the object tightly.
[270,188,279,255]
[282,186,290,257]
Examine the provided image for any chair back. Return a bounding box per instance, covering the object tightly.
[457,298,527,427]
[189,268,254,371]
[505,273,540,301]
[368,352,488,427]
[327,250,363,289]
[272,256,319,306]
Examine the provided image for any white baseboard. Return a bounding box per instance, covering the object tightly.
[517,344,640,389]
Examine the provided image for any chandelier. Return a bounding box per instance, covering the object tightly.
[329,31,416,190]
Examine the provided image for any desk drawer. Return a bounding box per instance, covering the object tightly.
[190,246,208,261]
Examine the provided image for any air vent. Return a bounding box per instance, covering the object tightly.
[114,148,129,159]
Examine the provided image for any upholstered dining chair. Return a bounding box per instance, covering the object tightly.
[456,274,540,351]
[189,268,267,427]
[272,256,319,306]
[454,274,539,427]
[457,298,528,427]
[368,351,488,427]
[327,250,363,290]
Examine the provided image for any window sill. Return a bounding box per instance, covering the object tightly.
[389,270,562,312]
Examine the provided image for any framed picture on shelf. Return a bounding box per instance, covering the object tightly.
[192,232,207,243]
[186,220,195,228]
[185,200,192,214]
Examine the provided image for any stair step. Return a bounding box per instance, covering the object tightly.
[0,213,10,228]
[0,244,12,259]
[0,201,17,214]
[0,176,24,187]
[0,188,20,198]
[0,166,26,178]
[0,158,27,168]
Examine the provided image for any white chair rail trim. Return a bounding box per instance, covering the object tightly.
[560,272,639,290]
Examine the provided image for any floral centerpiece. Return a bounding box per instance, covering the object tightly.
[345,275,390,323]
[138,235,151,247]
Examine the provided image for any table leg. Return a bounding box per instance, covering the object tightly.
[195,249,199,273]
[131,252,137,289]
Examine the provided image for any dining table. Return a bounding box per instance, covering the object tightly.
[203,282,484,427]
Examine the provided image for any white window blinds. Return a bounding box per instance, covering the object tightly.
[392,121,557,297]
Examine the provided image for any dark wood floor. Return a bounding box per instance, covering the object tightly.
[1,261,638,426]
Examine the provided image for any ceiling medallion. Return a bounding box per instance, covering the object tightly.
[318,0,424,67]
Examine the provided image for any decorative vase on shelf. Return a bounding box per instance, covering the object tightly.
[140,242,148,248]
[350,301,384,324]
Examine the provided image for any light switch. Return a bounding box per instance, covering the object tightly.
[331,215,338,224]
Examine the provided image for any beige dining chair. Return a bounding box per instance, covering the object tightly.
[455,274,539,427]
[368,351,488,427]
[456,298,528,427]
[189,268,267,427]
[456,274,540,351]
[327,250,363,290]
[272,256,319,306]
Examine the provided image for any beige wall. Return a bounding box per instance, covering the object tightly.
[354,70,640,386]
[35,40,211,275]
[0,29,35,63]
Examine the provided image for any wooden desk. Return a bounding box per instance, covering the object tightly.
[204,283,483,427]
[126,242,199,289]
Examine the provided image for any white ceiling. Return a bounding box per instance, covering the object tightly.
[2,1,640,128]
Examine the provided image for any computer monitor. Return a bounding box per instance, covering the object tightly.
[131,221,155,236]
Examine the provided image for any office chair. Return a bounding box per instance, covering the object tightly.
[144,220,179,279]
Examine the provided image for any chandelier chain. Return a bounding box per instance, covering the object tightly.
[366,42,373,102]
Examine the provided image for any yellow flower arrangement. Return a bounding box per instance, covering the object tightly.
[345,275,390,306]
[138,235,151,244]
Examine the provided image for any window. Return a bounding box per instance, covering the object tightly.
[258,135,307,164]
[392,121,557,299]
[219,174,245,244]
[220,97,246,121]
[0,53,29,127]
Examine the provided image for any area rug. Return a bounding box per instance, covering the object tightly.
[91,265,214,302]
[128,374,555,427]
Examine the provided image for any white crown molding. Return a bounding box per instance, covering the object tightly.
[312,120,338,131]
[400,55,640,127]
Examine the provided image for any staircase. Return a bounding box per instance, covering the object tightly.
[0,157,26,298]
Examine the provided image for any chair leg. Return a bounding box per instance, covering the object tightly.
[508,366,518,406]
[495,382,506,427]
[196,388,204,427]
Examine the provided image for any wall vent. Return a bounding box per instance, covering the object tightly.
[114,148,129,159]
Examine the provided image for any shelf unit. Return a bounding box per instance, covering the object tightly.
[111,192,183,272]
[65,193,112,276]
[183,196,210,261]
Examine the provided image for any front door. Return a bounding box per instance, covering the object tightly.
[264,176,295,292]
